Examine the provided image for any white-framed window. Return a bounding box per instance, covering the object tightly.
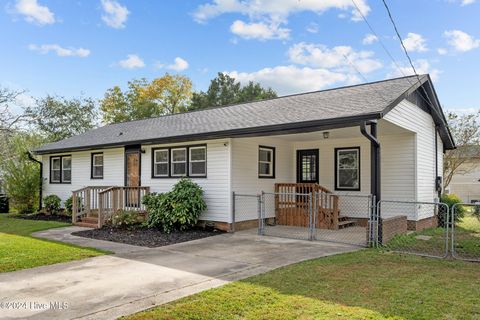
[91,153,104,179]
[50,155,71,184]
[51,157,61,183]
[258,146,275,178]
[153,149,169,177]
[335,147,360,191]
[189,146,207,177]
[171,148,187,177]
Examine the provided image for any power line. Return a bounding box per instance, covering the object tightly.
[379,0,436,109]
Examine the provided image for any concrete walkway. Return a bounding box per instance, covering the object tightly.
[0,228,361,320]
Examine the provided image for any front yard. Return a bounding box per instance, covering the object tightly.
[0,214,106,272]
[126,250,480,320]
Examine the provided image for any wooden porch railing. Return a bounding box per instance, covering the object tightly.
[274,183,340,229]
[71,186,112,224]
[98,186,150,228]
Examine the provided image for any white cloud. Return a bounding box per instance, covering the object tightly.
[227,65,358,95]
[118,54,145,69]
[167,57,189,71]
[28,44,90,57]
[437,48,448,55]
[193,0,370,22]
[230,20,289,40]
[444,29,480,52]
[461,0,476,5]
[306,22,319,34]
[403,32,428,52]
[13,0,55,25]
[193,0,369,40]
[388,59,441,81]
[362,33,378,45]
[101,0,129,29]
[287,42,382,74]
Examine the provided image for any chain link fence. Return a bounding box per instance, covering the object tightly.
[231,192,261,232]
[260,192,314,240]
[452,203,480,262]
[377,200,449,258]
[313,194,375,247]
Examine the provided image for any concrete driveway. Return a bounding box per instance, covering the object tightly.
[0,228,360,320]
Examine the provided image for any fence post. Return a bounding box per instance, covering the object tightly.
[231,191,236,233]
[309,192,314,241]
[260,191,265,235]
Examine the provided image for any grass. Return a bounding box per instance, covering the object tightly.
[0,214,106,272]
[125,250,480,320]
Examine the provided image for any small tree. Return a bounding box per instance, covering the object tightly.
[443,111,480,191]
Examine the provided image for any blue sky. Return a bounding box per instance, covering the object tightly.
[1,0,479,113]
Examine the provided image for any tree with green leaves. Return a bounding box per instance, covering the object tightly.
[443,110,480,191]
[190,73,277,111]
[100,74,193,124]
[25,95,97,142]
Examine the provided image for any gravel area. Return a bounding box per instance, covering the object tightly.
[72,227,223,247]
[16,213,71,223]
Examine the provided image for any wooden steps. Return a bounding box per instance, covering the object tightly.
[338,216,356,229]
[74,215,98,228]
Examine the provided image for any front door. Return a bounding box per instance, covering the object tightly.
[125,148,141,207]
[296,149,319,183]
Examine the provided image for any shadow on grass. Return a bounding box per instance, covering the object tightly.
[125,250,480,320]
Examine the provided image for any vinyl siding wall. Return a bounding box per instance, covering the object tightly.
[41,147,125,204]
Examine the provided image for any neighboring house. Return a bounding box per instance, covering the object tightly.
[33,75,455,231]
[447,146,480,203]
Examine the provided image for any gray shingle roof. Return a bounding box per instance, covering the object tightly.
[34,75,453,154]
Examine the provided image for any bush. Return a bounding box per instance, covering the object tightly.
[440,193,465,227]
[43,195,61,215]
[110,210,144,229]
[64,195,82,216]
[143,178,207,233]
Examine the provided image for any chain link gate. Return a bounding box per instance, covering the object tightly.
[231,192,261,232]
[452,203,480,262]
[260,191,314,240]
[377,200,449,258]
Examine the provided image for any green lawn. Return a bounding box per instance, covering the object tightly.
[0,214,106,272]
[126,250,480,320]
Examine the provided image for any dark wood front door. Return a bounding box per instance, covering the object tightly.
[296,149,319,183]
[125,148,141,206]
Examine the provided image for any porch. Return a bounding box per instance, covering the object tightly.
[71,186,150,228]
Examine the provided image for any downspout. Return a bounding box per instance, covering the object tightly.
[360,120,381,244]
[27,152,43,210]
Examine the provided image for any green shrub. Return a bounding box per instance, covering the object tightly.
[64,195,82,216]
[43,195,61,215]
[110,210,144,229]
[143,178,207,233]
[440,193,465,226]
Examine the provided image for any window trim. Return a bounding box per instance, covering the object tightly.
[189,145,207,177]
[151,144,207,179]
[258,145,276,179]
[90,152,104,179]
[152,148,169,178]
[49,155,72,184]
[334,147,361,191]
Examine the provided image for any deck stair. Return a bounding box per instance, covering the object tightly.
[337,216,356,229]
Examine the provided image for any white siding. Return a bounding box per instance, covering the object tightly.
[448,161,480,203]
[231,137,294,221]
[41,148,124,204]
[384,99,439,205]
[142,139,231,222]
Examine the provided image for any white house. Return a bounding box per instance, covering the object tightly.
[447,146,480,203]
[33,75,454,233]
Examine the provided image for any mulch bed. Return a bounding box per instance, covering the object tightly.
[15,213,71,223]
[71,227,223,247]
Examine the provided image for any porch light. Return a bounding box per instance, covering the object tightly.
[323,131,330,139]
